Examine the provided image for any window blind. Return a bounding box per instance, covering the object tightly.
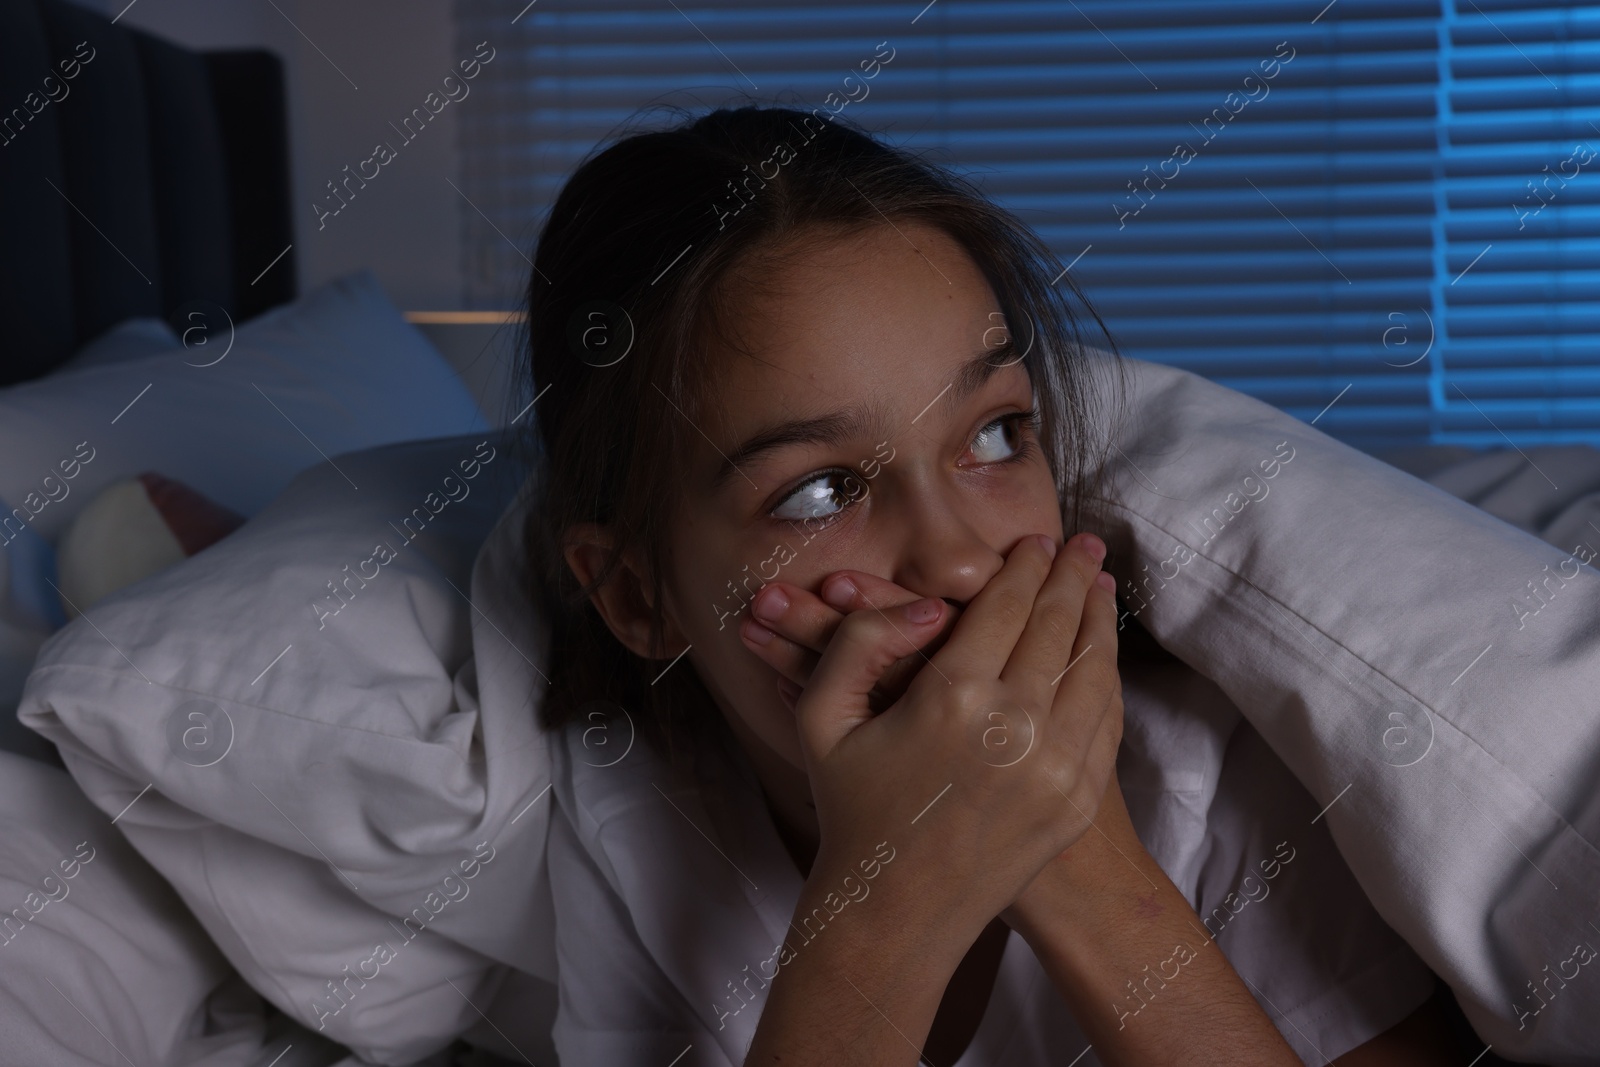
[454,0,1599,448]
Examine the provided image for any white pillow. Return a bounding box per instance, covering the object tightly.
[0,321,187,731]
[0,496,65,633]
[56,316,182,373]
[1,317,190,721]
[1091,357,1600,1064]
[1,498,63,763]
[20,432,557,1064]
[0,270,486,544]
[0,750,348,1066]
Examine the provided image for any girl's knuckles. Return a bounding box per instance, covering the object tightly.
[982,586,1033,627]
[1092,658,1123,697]
[940,678,995,719]
[1030,602,1079,652]
[834,611,880,641]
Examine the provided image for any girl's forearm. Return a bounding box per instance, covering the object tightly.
[1004,785,1300,1067]
[743,855,973,1067]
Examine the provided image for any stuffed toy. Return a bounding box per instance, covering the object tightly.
[56,473,245,618]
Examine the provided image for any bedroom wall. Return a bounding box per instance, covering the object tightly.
[67,0,466,312]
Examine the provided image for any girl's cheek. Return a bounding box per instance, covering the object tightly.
[773,511,878,581]
[993,464,1063,538]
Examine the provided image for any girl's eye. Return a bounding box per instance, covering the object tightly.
[968,415,1025,464]
[771,471,861,522]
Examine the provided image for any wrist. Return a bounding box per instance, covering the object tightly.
[804,836,988,973]
[763,849,972,1049]
[1003,777,1148,940]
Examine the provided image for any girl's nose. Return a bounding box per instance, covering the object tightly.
[888,505,1003,608]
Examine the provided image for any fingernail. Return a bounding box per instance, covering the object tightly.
[1095,571,1115,593]
[753,585,789,623]
[904,598,941,624]
[821,576,857,610]
[1034,534,1058,559]
[1080,533,1106,563]
[741,616,775,645]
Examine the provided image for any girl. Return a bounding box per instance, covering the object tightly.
[519,104,1462,1065]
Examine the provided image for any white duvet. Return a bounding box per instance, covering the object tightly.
[12,358,1600,1065]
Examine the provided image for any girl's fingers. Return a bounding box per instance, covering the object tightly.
[816,570,929,616]
[1053,626,1125,825]
[745,572,929,655]
[739,571,958,732]
[1000,532,1106,695]
[738,612,819,687]
[737,581,848,690]
[745,582,845,660]
[928,534,1057,680]
[738,572,935,689]
[798,598,948,758]
[809,573,962,708]
[1050,566,1122,755]
[1082,673,1125,788]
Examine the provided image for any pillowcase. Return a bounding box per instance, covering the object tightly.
[55,316,181,374]
[1,498,64,765]
[1089,356,1600,1064]
[0,270,487,544]
[0,498,65,634]
[0,316,186,680]
[20,431,557,1065]
[0,750,349,1066]
[55,473,245,618]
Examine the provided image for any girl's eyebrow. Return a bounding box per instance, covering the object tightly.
[709,340,1018,492]
[942,339,1016,415]
[711,408,885,492]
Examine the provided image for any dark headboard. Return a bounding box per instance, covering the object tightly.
[0,0,295,386]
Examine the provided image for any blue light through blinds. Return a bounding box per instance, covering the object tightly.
[454,0,1600,447]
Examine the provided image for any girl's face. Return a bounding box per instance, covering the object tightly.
[656,220,1065,784]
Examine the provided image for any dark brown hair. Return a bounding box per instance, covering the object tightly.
[520,103,1128,766]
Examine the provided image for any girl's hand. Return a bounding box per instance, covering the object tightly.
[775,533,1124,951]
[740,568,961,713]
[740,546,1128,904]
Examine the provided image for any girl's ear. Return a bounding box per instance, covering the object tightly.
[562,523,689,661]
